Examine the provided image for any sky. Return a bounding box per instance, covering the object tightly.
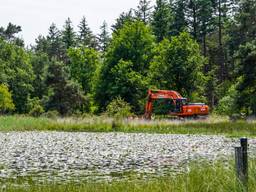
[0,0,149,46]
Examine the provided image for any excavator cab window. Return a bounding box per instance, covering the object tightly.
[174,98,187,113]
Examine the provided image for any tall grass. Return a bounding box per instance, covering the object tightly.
[1,115,256,137]
[2,160,256,192]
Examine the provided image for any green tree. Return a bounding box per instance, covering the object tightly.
[0,39,34,113]
[186,0,215,57]
[67,47,100,93]
[96,21,154,112]
[0,84,15,113]
[62,18,76,49]
[171,0,188,36]
[149,32,205,98]
[34,35,49,53]
[151,0,171,42]
[197,0,215,57]
[30,52,49,99]
[235,41,256,115]
[0,23,24,46]
[45,59,85,115]
[111,10,135,33]
[235,0,256,45]
[77,16,97,48]
[98,21,111,53]
[215,83,238,115]
[46,23,65,60]
[135,0,153,24]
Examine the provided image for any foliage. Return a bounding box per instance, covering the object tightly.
[0,84,15,113]
[29,104,45,117]
[235,41,256,115]
[30,52,49,99]
[77,16,97,48]
[42,110,59,119]
[106,96,133,118]
[96,21,154,113]
[215,84,238,115]
[111,10,136,33]
[67,47,100,94]
[0,39,34,113]
[149,32,206,98]
[170,0,187,36]
[62,18,76,49]
[0,22,24,46]
[151,0,171,42]
[45,60,85,115]
[46,23,65,60]
[27,97,45,117]
[98,21,111,53]
[135,0,153,24]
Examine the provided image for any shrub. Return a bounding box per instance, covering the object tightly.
[106,97,133,118]
[0,84,15,113]
[215,84,238,115]
[29,105,45,117]
[27,97,45,117]
[42,110,59,119]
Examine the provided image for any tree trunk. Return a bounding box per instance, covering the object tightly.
[218,0,225,82]
[192,3,197,40]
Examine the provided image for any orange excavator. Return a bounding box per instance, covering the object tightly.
[144,89,209,119]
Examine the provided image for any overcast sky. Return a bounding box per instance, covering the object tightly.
[1,0,152,46]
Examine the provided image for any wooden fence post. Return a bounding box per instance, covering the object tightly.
[235,138,248,191]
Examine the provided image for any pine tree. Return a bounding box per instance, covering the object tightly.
[111,10,135,33]
[34,35,49,53]
[77,16,96,48]
[197,0,215,57]
[186,0,215,57]
[98,21,111,53]
[0,23,24,46]
[45,59,85,115]
[62,18,76,49]
[151,0,171,42]
[135,0,153,24]
[171,0,188,36]
[47,23,64,60]
[236,41,256,115]
[31,53,49,99]
[235,0,256,45]
[187,0,198,40]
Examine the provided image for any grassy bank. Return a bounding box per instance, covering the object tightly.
[1,115,256,137]
[2,160,255,192]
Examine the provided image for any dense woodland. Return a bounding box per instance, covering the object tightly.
[0,0,256,117]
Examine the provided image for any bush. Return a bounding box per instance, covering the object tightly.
[29,105,45,117]
[42,110,59,119]
[215,84,238,115]
[0,84,15,113]
[27,97,45,117]
[106,97,133,118]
